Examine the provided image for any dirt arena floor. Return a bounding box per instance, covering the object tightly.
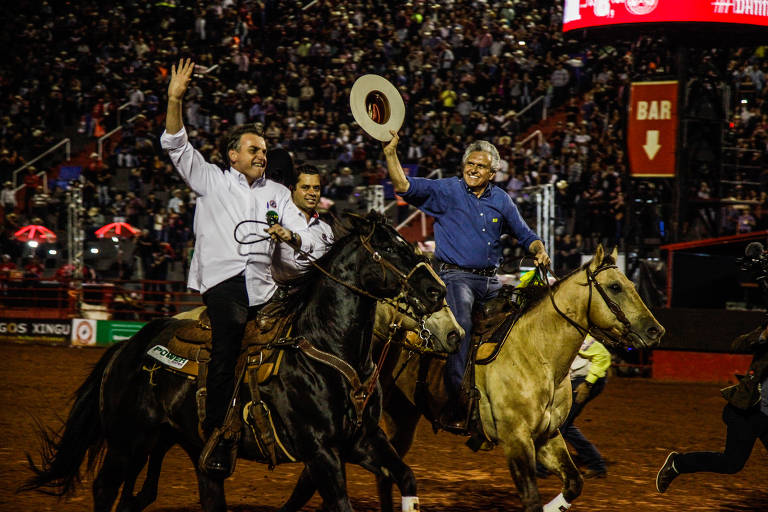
[0,343,766,512]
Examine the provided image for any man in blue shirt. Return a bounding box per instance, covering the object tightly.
[383,130,550,429]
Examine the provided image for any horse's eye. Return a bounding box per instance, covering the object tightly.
[608,283,622,293]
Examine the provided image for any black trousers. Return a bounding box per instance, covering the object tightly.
[561,376,607,471]
[676,404,768,475]
[202,274,261,433]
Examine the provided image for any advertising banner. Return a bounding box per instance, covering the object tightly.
[627,81,678,178]
[563,0,768,31]
[95,320,146,345]
[0,319,72,345]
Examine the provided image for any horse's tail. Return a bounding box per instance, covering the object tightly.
[19,318,174,496]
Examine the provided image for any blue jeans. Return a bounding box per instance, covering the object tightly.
[441,269,502,398]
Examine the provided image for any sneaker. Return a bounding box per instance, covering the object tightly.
[656,452,679,493]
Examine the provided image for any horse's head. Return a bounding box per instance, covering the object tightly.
[375,298,463,354]
[580,245,665,349]
[346,211,446,315]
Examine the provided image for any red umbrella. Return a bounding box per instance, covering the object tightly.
[13,224,58,243]
[95,222,139,239]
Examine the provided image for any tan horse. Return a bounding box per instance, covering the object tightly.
[372,246,665,512]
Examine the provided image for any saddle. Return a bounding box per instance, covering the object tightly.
[145,297,297,470]
[473,287,521,364]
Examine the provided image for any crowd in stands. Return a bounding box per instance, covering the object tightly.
[1,0,767,283]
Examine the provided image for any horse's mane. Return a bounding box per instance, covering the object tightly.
[516,253,617,314]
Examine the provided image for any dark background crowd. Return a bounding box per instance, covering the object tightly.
[1,0,766,286]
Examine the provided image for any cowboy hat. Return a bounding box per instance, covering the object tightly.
[349,74,405,142]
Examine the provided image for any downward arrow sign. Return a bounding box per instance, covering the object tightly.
[643,130,661,160]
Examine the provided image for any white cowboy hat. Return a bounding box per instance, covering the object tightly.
[349,74,405,142]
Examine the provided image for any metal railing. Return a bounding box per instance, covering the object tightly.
[11,138,70,190]
[97,112,145,160]
[380,168,444,238]
[518,129,544,149]
[514,95,547,122]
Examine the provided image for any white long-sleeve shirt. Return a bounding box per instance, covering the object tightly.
[160,127,311,305]
[272,209,334,283]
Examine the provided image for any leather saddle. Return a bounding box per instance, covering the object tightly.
[157,300,294,384]
[473,287,520,364]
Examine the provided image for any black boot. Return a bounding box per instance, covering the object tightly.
[200,428,236,479]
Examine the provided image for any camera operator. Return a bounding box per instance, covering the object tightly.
[656,242,768,493]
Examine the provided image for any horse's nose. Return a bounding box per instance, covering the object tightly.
[646,323,665,341]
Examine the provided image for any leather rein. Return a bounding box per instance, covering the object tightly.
[544,264,638,347]
[272,223,440,427]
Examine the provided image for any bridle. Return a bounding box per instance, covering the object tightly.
[376,293,448,353]
[303,222,442,315]
[544,264,642,347]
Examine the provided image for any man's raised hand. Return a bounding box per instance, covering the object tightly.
[382,130,400,158]
[168,58,195,102]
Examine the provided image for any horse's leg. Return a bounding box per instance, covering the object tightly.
[130,435,176,511]
[500,434,544,512]
[195,468,228,512]
[350,426,419,512]
[537,433,583,511]
[114,450,150,512]
[304,449,353,512]
[92,447,127,512]
[278,465,317,512]
[378,402,421,512]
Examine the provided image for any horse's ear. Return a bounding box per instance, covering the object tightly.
[610,246,618,261]
[589,244,605,271]
[345,211,372,233]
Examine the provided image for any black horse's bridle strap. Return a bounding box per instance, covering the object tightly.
[287,223,416,303]
[272,336,375,427]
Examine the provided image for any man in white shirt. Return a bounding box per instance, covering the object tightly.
[160,59,310,478]
[272,164,334,282]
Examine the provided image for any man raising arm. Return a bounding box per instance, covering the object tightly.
[160,58,309,478]
[383,129,550,430]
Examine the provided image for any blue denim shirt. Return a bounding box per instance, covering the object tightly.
[401,176,540,268]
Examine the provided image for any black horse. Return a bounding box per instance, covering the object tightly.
[21,212,447,512]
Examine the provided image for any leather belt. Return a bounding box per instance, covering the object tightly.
[435,260,497,277]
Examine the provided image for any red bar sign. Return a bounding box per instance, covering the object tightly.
[628,81,678,178]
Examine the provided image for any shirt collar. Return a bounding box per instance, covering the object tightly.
[228,168,266,188]
[462,178,493,198]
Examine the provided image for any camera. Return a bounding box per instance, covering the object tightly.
[740,242,768,278]
[740,242,768,307]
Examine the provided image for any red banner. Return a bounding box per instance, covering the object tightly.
[627,81,678,178]
[563,0,768,31]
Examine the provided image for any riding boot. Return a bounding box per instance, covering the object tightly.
[199,426,238,479]
[439,388,472,434]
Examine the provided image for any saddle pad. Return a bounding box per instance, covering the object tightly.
[146,344,284,384]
